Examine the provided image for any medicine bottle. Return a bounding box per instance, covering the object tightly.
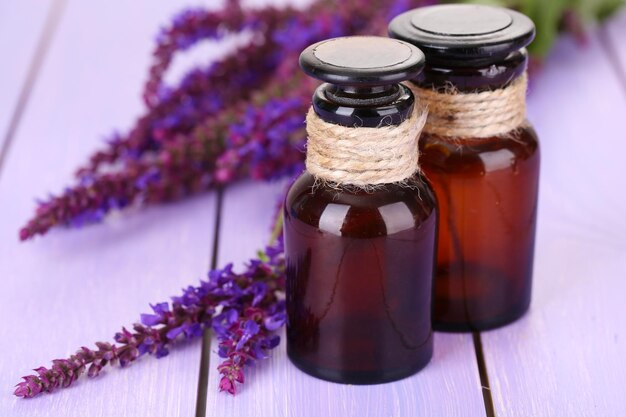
[284,36,437,383]
[390,5,539,331]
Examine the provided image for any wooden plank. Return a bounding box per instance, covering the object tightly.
[0,1,221,416]
[0,0,56,152]
[480,31,626,417]
[204,181,486,417]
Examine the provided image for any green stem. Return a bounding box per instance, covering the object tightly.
[269,210,284,245]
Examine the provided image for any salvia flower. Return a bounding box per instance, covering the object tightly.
[20,0,435,240]
[14,238,285,398]
[12,0,608,400]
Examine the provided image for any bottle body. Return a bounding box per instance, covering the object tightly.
[420,126,540,331]
[284,172,437,383]
[388,4,540,331]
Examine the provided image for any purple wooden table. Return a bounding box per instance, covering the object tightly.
[0,1,625,416]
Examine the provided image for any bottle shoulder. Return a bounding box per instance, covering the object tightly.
[419,125,539,174]
[285,172,437,238]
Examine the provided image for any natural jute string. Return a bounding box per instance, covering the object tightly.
[408,72,528,138]
[305,103,427,187]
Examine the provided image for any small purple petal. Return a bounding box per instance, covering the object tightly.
[243,320,260,337]
[264,312,286,331]
[137,343,150,356]
[266,334,280,349]
[156,345,169,359]
[250,282,268,306]
[184,323,203,338]
[140,313,163,326]
[218,345,229,359]
[166,325,186,340]
[235,320,260,351]
[151,302,170,315]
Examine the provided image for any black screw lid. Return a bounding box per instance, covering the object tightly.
[388,4,535,65]
[300,36,425,87]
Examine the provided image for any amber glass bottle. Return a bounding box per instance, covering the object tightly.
[284,36,437,384]
[390,5,540,331]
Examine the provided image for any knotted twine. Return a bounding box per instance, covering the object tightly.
[408,72,528,138]
[305,103,428,188]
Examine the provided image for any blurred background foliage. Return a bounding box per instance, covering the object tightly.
[458,0,624,56]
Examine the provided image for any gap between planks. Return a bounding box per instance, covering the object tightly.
[196,188,224,417]
[473,332,496,417]
[2,5,620,415]
[472,21,626,417]
[0,0,67,179]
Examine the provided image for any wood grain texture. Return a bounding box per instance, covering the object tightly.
[0,0,55,150]
[480,31,626,417]
[203,181,487,417]
[0,1,220,416]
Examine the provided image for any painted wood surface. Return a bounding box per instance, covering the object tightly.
[604,8,626,82]
[0,1,220,416]
[203,182,486,417]
[480,27,626,417]
[0,0,55,149]
[1,0,625,416]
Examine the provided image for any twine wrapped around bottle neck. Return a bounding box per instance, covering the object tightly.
[304,104,427,188]
[408,72,528,138]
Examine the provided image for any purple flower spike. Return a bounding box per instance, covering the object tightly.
[14,0,441,399]
[19,0,429,241]
[15,238,286,398]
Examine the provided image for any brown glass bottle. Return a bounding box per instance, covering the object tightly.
[285,36,437,383]
[285,173,437,383]
[390,5,540,331]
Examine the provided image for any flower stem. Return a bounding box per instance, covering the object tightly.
[269,211,284,246]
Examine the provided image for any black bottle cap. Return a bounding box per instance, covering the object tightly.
[300,36,425,87]
[300,36,425,127]
[388,4,535,66]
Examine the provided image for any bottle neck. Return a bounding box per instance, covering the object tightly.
[411,50,528,92]
[407,50,528,139]
[312,83,415,128]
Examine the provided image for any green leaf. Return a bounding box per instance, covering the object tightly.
[452,0,624,57]
[575,0,625,21]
